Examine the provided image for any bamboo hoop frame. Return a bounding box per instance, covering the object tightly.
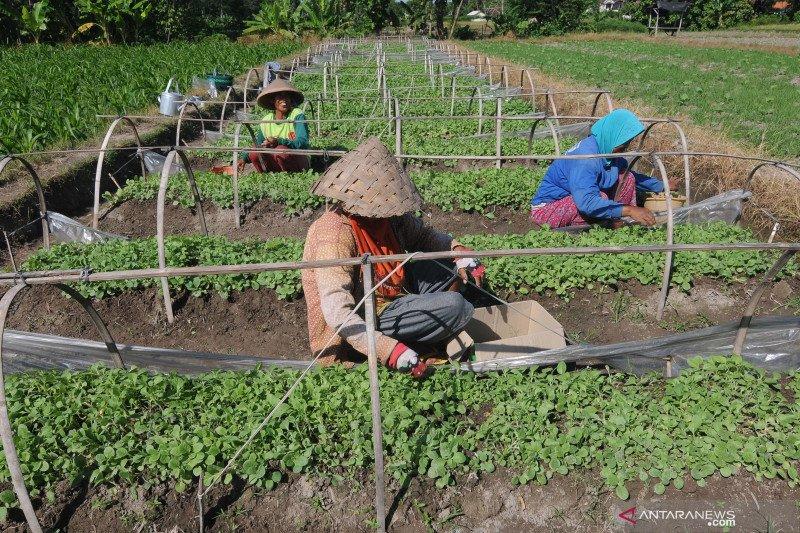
[156,150,208,324]
[527,118,562,163]
[733,250,797,355]
[629,153,675,320]
[0,282,124,533]
[0,156,50,249]
[638,120,692,201]
[218,85,239,134]
[92,116,147,229]
[175,102,206,146]
[230,122,268,227]
[242,68,262,112]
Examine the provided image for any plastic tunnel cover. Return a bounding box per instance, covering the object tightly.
[1,317,798,377]
[463,316,800,376]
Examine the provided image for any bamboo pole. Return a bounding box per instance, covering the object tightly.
[450,76,457,116]
[733,250,797,354]
[495,97,502,169]
[477,87,484,135]
[3,244,795,287]
[322,62,328,98]
[0,285,43,533]
[394,98,402,165]
[362,261,388,533]
[335,75,341,118]
[316,96,322,136]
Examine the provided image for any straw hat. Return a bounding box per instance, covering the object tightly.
[256,78,304,109]
[311,137,423,218]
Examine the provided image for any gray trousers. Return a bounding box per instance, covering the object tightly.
[376,260,475,346]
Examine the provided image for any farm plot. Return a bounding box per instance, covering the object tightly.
[22,223,794,301]
[3,356,800,511]
[0,40,303,153]
[2,38,800,531]
[102,166,547,216]
[467,38,800,158]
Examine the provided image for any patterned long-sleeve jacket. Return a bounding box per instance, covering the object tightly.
[301,209,461,366]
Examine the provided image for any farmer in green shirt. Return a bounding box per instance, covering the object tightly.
[243,78,310,173]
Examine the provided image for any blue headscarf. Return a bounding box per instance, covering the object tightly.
[590,109,645,155]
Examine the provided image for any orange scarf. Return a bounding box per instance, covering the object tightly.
[348,215,406,299]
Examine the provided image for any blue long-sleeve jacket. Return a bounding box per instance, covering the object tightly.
[531,135,664,219]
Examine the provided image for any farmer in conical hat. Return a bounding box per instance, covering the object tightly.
[301,137,485,376]
[530,109,678,229]
[241,78,311,173]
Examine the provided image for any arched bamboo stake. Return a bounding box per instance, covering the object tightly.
[0,281,126,533]
[466,85,478,114]
[218,86,238,135]
[590,91,615,116]
[545,90,559,125]
[501,65,509,89]
[0,156,50,249]
[638,120,692,201]
[242,68,262,112]
[57,283,126,369]
[743,162,800,241]
[524,70,536,102]
[93,116,147,229]
[175,102,206,146]
[733,250,796,355]
[0,284,44,533]
[743,161,800,192]
[156,150,208,324]
[527,118,561,167]
[631,154,675,320]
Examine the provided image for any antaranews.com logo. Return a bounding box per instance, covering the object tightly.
[618,506,736,528]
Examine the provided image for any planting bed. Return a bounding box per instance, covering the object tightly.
[1,38,799,531]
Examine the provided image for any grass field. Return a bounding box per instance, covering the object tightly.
[468,38,800,158]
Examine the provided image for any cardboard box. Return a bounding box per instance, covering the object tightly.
[461,300,566,362]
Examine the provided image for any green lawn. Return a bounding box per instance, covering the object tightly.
[467,39,800,158]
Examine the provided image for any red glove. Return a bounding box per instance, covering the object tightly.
[388,342,428,379]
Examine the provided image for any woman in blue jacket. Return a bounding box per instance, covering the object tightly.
[530,109,677,228]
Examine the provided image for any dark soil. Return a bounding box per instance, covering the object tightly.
[3,467,799,532]
[5,274,797,363]
[90,197,532,242]
[6,285,310,360]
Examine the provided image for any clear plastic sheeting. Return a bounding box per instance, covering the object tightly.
[47,212,126,244]
[193,76,219,98]
[1,330,307,375]
[142,150,185,176]
[463,317,800,376]
[2,317,798,377]
[653,189,751,225]
[555,190,751,233]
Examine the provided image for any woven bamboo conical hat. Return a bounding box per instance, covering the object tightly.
[256,78,304,109]
[312,137,423,218]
